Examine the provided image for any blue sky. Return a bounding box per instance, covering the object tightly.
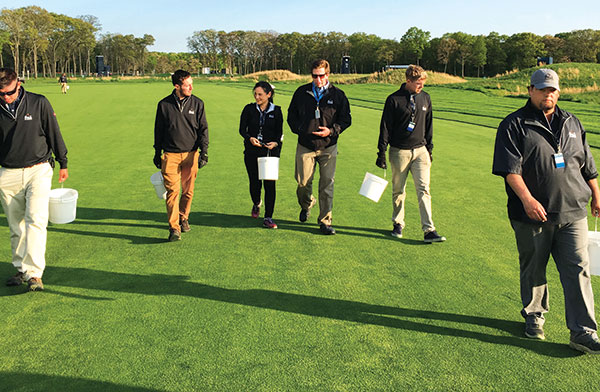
[7,0,600,52]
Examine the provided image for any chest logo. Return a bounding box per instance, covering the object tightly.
[568,131,577,139]
[268,114,275,119]
[327,100,334,104]
[188,110,195,115]
[24,114,33,121]
[422,106,427,111]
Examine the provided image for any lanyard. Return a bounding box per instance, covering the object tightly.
[312,84,324,105]
[409,94,416,122]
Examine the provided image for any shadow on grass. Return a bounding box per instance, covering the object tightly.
[0,371,164,392]
[1,265,578,358]
[47,207,423,244]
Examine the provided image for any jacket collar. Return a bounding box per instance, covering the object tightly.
[255,102,275,114]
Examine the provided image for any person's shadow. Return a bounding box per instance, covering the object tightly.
[48,207,424,244]
[0,264,579,358]
[0,371,165,391]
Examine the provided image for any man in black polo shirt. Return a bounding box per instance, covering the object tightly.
[154,69,209,241]
[0,68,69,291]
[493,68,600,354]
[376,65,445,243]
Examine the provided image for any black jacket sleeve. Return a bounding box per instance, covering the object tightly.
[331,89,351,137]
[153,102,165,153]
[239,105,251,141]
[378,96,395,155]
[196,101,209,154]
[41,97,68,169]
[287,89,303,135]
[425,95,433,153]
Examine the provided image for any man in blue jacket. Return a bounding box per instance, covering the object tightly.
[493,68,600,354]
[0,68,69,291]
[287,59,351,235]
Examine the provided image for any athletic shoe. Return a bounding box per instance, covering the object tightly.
[6,272,26,286]
[570,334,600,354]
[168,229,181,242]
[524,323,545,340]
[28,277,44,292]
[391,223,402,238]
[424,230,446,243]
[251,204,260,218]
[299,209,310,222]
[263,218,278,229]
[319,224,336,235]
[180,219,191,233]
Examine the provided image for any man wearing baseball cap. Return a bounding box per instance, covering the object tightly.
[493,68,600,354]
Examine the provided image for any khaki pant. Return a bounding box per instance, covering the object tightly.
[162,151,199,231]
[295,144,337,225]
[389,146,435,233]
[0,162,53,279]
[61,83,67,94]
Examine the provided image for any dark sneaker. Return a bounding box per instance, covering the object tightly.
[263,218,278,229]
[299,209,310,222]
[570,335,600,354]
[28,277,44,292]
[180,219,191,233]
[168,229,181,242]
[251,204,260,219]
[524,323,545,340]
[424,230,446,243]
[6,272,26,286]
[391,223,402,238]
[320,224,336,235]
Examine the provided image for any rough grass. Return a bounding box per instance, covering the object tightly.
[241,69,306,82]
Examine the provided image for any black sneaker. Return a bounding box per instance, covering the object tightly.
[180,219,191,233]
[168,229,181,242]
[6,272,26,286]
[424,230,446,243]
[28,277,44,292]
[391,223,402,238]
[524,323,545,340]
[263,217,278,229]
[299,209,310,222]
[319,224,336,235]
[570,334,600,354]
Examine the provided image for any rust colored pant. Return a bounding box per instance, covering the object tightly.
[161,151,199,231]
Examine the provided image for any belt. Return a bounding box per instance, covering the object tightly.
[23,160,48,169]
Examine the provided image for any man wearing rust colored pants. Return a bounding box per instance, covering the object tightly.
[154,70,209,241]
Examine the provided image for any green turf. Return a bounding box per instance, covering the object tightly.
[1,79,599,391]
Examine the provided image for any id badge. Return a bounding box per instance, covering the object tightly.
[554,153,565,168]
[407,121,415,132]
[315,108,320,119]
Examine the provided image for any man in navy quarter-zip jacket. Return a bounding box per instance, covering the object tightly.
[493,68,600,354]
[0,68,69,292]
[154,69,209,242]
[287,59,351,235]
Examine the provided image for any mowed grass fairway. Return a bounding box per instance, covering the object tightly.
[1,78,599,391]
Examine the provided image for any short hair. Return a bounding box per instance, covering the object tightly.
[405,65,427,82]
[311,59,330,74]
[254,81,275,103]
[0,68,18,89]
[171,69,191,86]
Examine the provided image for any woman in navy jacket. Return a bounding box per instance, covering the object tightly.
[239,81,283,228]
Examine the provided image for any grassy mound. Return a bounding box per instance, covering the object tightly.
[334,69,467,85]
[242,69,306,82]
[449,63,600,104]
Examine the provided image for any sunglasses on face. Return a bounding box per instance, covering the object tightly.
[0,84,19,97]
[312,74,327,79]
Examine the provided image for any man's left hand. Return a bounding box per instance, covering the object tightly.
[312,126,331,137]
[591,197,600,217]
[58,168,69,183]
[198,153,208,169]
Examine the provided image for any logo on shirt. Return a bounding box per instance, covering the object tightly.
[422,106,428,111]
[327,100,334,104]
[569,131,577,139]
[188,110,195,115]
[268,114,275,119]
[24,114,33,121]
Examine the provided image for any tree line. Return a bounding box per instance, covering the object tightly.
[2,6,600,78]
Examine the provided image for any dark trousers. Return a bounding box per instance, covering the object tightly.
[244,154,276,218]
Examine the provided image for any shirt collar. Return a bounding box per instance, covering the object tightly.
[255,102,275,114]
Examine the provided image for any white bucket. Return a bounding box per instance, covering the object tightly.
[258,157,279,180]
[588,231,600,276]
[48,188,78,224]
[359,172,388,202]
[150,171,167,199]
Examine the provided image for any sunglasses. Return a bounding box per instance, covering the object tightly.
[312,74,327,79]
[0,83,19,97]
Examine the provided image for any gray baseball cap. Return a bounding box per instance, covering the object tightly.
[530,68,560,91]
